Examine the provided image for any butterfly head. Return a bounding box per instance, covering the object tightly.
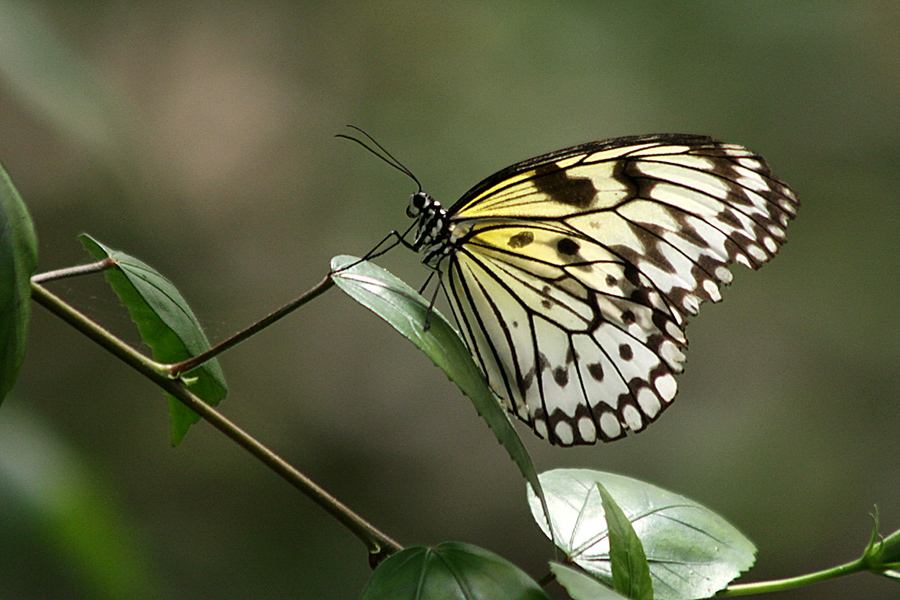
[407,191,452,259]
[406,191,433,218]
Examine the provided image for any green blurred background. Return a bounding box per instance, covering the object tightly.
[1,1,898,598]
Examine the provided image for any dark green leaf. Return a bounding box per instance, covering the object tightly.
[0,161,38,403]
[361,542,550,600]
[527,469,756,600]
[549,563,630,600]
[79,234,226,445]
[331,256,551,529]
[597,483,653,600]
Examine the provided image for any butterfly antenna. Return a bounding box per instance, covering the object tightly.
[336,125,422,192]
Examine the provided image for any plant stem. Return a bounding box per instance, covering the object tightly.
[31,258,115,283]
[166,274,335,377]
[717,557,866,596]
[30,280,403,561]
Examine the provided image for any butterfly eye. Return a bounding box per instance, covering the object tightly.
[407,192,429,218]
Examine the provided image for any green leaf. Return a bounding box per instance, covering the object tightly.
[79,234,226,445]
[360,542,550,600]
[331,256,552,530]
[0,160,38,403]
[597,483,653,600]
[527,469,756,600]
[550,563,630,600]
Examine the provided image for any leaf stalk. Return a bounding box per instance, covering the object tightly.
[166,274,335,377]
[718,558,866,596]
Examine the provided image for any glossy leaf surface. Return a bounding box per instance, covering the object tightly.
[528,469,755,600]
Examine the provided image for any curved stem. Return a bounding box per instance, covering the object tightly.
[717,557,866,596]
[166,274,335,377]
[30,280,403,560]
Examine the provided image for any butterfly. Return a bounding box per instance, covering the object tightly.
[344,130,798,446]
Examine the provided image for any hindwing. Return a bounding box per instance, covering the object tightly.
[440,134,797,445]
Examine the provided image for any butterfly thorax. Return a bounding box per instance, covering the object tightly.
[407,191,458,267]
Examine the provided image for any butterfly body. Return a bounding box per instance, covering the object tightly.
[404,134,797,446]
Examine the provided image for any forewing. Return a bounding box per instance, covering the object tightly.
[443,135,797,445]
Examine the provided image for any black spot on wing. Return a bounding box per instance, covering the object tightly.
[556,237,581,256]
[508,231,534,248]
[538,353,551,372]
[533,163,597,208]
[540,285,553,309]
[553,366,569,387]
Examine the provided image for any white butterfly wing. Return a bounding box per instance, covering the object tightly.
[441,135,797,446]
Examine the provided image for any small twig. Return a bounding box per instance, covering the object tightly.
[31,258,115,283]
[30,280,403,560]
[167,274,335,377]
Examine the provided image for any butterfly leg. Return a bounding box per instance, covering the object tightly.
[331,222,418,275]
[417,271,442,331]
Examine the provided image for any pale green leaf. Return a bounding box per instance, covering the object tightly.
[331,255,551,529]
[528,469,756,600]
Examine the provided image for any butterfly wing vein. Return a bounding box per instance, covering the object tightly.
[433,135,797,446]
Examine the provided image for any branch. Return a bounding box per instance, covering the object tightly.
[29,280,403,561]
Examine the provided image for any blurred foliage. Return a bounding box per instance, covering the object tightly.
[0,1,898,599]
[0,405,158,599]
